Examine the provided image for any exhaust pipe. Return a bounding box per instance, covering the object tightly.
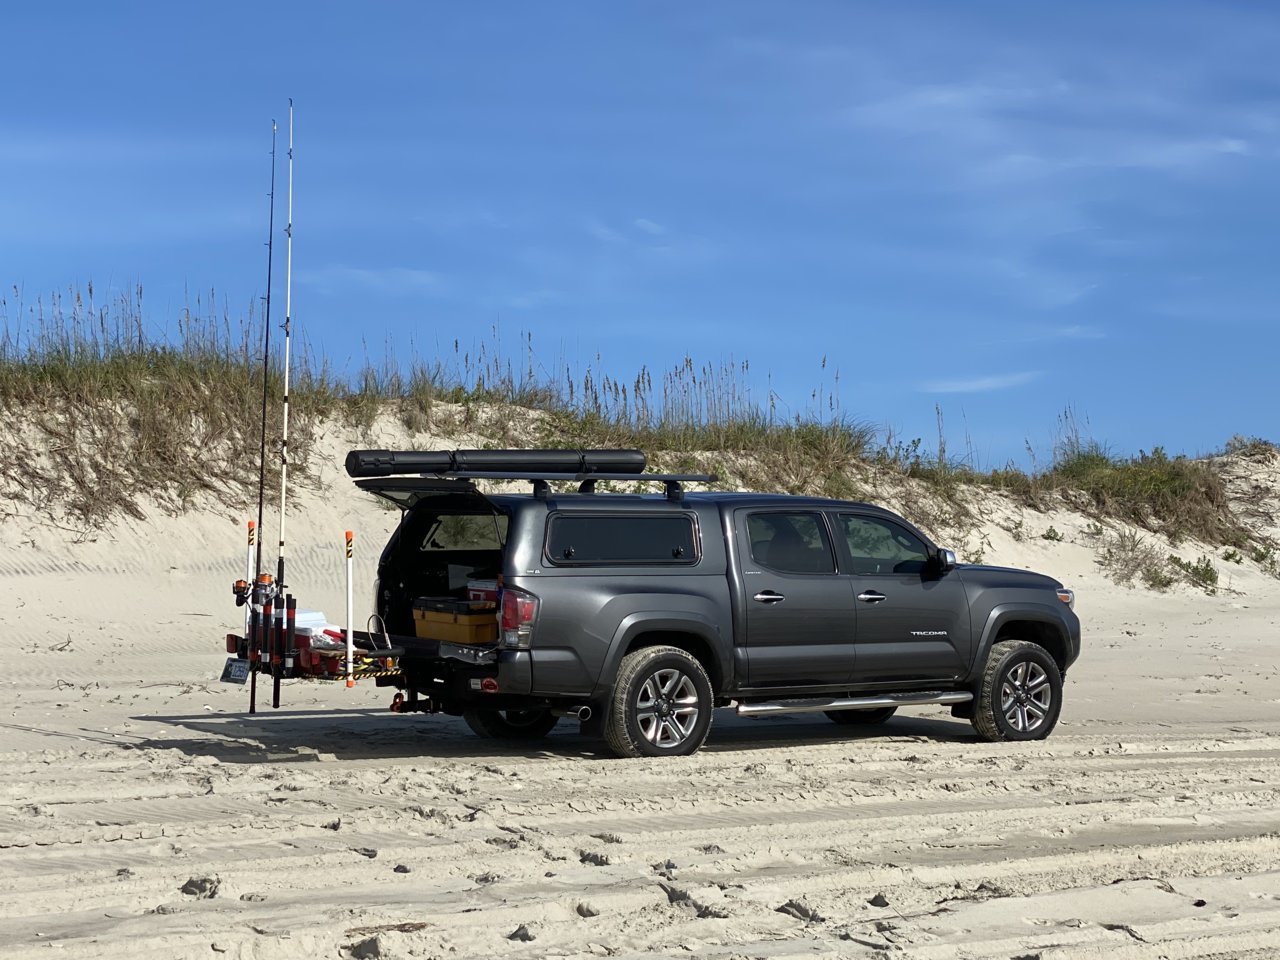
[553,705,592,721]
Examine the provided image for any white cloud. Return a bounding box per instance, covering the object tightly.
[921,371,1041,394]
[585,219,626,244]
[297,265,442,297]
[844,77,1263,183]
[634,218,666,236]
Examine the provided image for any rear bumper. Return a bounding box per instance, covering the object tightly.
[395,637,536,700]
[497,650,532,695]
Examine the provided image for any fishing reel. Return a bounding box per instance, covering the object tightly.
[232,573,278,607]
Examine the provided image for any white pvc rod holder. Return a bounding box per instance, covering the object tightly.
[345,530,354,687]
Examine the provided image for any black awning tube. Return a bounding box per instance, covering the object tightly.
[344,448,647,479]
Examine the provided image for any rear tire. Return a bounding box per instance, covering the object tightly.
[463,708,559,740]
[604,646,713,758]
[824,706,897,726]
[971,639,1062,742]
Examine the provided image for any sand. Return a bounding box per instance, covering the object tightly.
[4,434,1279,959]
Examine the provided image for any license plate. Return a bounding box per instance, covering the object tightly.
[220,657,251,684]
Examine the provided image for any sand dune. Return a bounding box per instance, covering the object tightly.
[4,433,1279,959]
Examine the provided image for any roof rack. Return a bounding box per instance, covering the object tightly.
[346,449,716,501]
[441,470,716,501]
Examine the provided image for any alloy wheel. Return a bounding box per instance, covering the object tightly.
[1000,660,1053,734]
[635,668,702,748]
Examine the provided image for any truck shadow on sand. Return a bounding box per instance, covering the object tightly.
[125,709,977,764]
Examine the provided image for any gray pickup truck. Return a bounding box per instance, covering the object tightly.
[349,448,1081,758]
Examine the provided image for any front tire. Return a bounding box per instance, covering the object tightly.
[604,646,713,758]
[825,706,897,726]
[971,639,1062,742]
[463,708,559,740]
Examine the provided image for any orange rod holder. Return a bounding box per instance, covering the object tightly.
[345,530,354,687]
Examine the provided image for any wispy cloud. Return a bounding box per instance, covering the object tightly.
[586,217,670,243]
[845,80,1261,183]
[921,371,1041,394]
[297,265,443,297]
[634,218,666,236]
[585,219,627,244]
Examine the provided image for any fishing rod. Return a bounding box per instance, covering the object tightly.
[254,120,277,582]
[277,99,294,591]
[249,119,278,715]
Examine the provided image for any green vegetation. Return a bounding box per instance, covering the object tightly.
[1096,529,1176,591]
[1224,434,1278,459]
[1,283,1276,585]
[1169,554,1220,594]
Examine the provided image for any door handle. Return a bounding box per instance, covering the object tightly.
[857,591,887,604]
[753,590,785,604]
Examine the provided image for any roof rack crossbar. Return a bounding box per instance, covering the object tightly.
[427,470,717,483]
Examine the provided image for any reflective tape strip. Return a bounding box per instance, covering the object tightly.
[299,669,402,682]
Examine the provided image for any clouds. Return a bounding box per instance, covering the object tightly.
[297,265,443,298]
[921,371,1041,394]
[844,79,1262,184]
[584,217,668,243]
[633,218,666,236]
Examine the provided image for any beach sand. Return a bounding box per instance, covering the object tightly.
[4,438,1278,959]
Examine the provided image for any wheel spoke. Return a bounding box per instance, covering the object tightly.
[1001,684,1016,710]
[1015,705,1029,731]
[638,715,660,743]
[658,718,679,745]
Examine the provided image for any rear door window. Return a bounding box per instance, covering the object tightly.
[746,512,836,574]
[546,514,699,565]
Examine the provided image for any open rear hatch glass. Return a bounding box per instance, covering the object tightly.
[356,478,507,637]
[355,476,491,510]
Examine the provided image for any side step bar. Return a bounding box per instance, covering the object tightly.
[737,690,972,717]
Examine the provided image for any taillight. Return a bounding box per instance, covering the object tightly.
[501,587,539,649]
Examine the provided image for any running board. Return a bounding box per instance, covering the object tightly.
[736,690,972,717]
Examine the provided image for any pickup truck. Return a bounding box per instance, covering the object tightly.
[348,448,1081,758]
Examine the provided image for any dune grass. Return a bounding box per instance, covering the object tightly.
[1,284,1274,557]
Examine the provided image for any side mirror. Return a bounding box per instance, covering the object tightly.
[934,548,957,573]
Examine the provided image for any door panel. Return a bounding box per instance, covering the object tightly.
[848,573,970,682]
[838,513,971,683]
[736,510,857,686]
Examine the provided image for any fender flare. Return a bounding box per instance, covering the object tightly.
[590,611,728,701]
[968,602,1071,683]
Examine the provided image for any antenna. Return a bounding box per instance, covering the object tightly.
[277,99,294,590]
[255,120,277,580]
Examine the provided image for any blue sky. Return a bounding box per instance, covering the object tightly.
[3,2,1277,466]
